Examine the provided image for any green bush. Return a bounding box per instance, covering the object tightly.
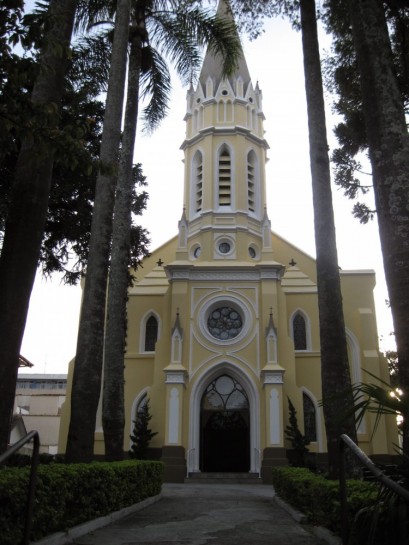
[0,460,163,545]
[271,466,377,534]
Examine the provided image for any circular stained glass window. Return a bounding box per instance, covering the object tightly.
[207,306,243,340]
[218,242,231,254]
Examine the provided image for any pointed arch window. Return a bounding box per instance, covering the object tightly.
[293,312,307,350]
[193,105,203,131]
[218,146,231,207]
[193,150,203,213]
[144,316,158,352]
[193,109,198,131]
[303,392,317,442]
[225,100,233,123]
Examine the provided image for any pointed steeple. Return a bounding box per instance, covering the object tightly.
[199,0,251,93]
[175,0,276,266]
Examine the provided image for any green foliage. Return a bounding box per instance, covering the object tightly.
[349,371,404,440]
[323,0,409,220]
[0,460,164,545]
[76,1,242,133]
[3,452,63,467]
[129,398,158,460]
[386,350,399,383]
[0,4,150,283]
[284,397,310,467]
[271,466,377,534]
[272,465,409,544]
[227,0,301,38]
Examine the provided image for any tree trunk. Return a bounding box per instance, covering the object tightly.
[347,0,409,456]
[65,0,132,463]
[300,0,357,477]
[102,24,143,461]
[0,0,77,454]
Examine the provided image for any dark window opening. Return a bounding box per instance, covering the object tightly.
[293,313,307,350]
[145,316,158,352]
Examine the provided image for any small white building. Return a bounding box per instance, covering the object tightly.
[14,374,67,454]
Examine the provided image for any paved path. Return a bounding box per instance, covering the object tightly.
[72,483,323,545]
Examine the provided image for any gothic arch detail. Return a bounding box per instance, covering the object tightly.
[290,309,311,351]
[246,106,256,130]
[193,106,203,131]
[301,387,323,451]
[129,388,150,448]
[217,99,233,123]
[140,311,161,353]
[188,361,260,474]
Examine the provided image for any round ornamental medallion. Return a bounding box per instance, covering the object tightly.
[207,306,243,340]
[218,242,231,254]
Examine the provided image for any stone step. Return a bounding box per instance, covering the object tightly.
[185,472,262,484]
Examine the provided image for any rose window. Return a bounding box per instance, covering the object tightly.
[207,306,243,340]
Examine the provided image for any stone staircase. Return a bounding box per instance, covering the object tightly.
[185,472,262,484]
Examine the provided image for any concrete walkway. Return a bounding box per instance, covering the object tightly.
[69,483,332,545]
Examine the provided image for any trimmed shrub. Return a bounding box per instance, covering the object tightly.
[271,466,377,534]
[0,460,163,545]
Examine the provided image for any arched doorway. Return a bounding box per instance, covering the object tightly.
[200,374,250,472]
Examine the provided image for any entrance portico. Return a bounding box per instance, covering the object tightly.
[187,363,261,475]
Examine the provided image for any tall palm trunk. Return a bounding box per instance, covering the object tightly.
[300,0,357,477]
[65,0,132,463]
[0,0,78,454]
[347,0,409,456]
[102,16,144,461]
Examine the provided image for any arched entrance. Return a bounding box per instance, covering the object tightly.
[200,374,250,472]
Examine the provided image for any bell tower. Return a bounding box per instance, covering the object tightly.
[175,0,274,264]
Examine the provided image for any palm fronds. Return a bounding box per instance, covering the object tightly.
[139,46,171,132]
[69,33,113,95]
[351,370,406,439]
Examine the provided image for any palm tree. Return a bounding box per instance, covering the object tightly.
[300,0,357,477]
[65,0,132,463]
[225,0,357,477]
[104,1,241,461]
[346,0,409,457]
[102,9,144,461]
[0,0,78,454]
[66,0,241,462]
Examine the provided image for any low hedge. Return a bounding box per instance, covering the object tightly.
[271,466,377,535]
[0,460,164,545]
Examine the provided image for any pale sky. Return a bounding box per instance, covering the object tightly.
[19,15,395,374]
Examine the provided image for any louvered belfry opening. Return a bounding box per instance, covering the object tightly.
[218,148,231,206]
[194,151,203,213]
[247,151,255,212]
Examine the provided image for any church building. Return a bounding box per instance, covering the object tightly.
[60,2,396,482]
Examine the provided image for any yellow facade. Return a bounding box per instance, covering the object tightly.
[59,1,396,480]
